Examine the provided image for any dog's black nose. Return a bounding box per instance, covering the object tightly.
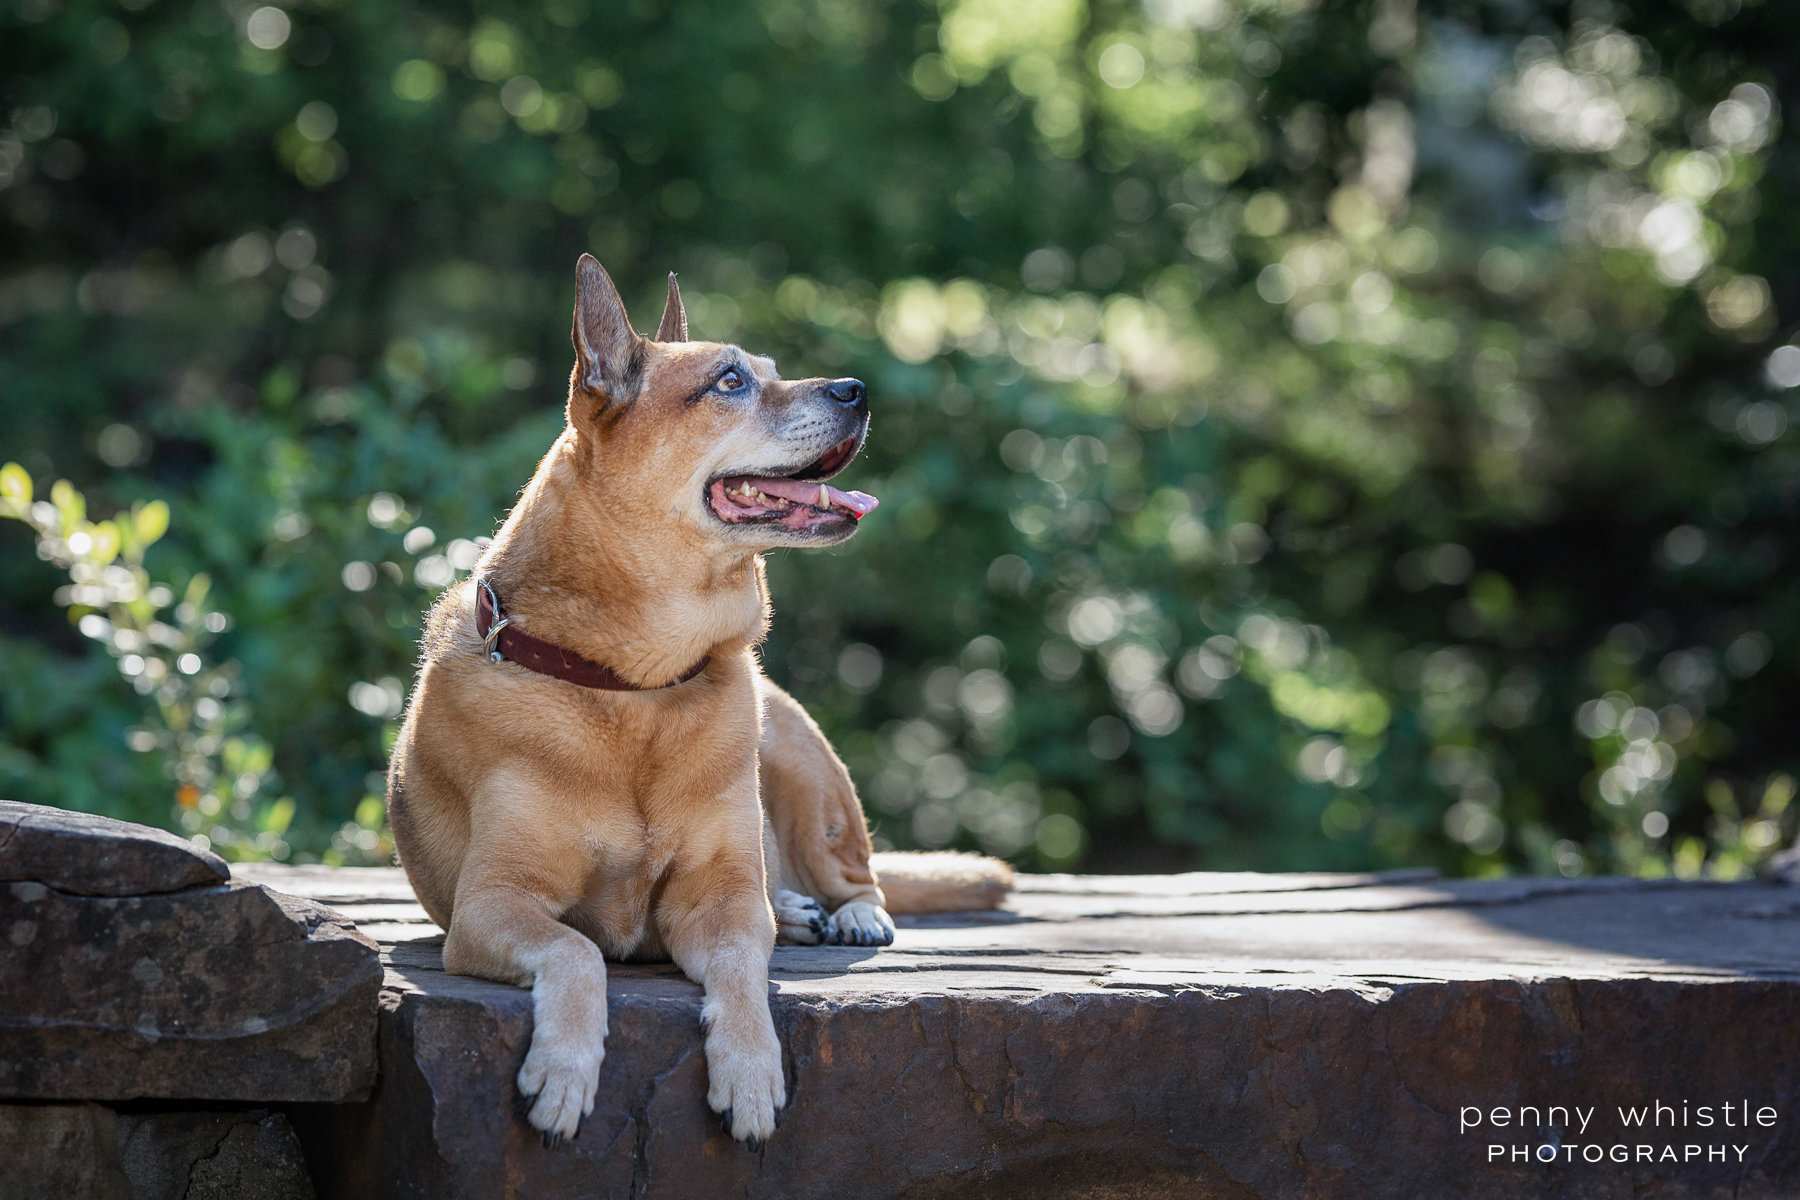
[826,378,867,410]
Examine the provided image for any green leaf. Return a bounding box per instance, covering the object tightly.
[50,480,85,533]
[355,794,386,829]
[134,499,170,547]
[260,796,296,834]
[88,520,121,565]
[184,572,211,608]
[0,462,30,510]
[243,738,273,776]
[113,513,139,560]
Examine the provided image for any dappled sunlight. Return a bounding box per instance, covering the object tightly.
[1,0,1795,880]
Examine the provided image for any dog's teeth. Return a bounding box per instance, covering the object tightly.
[818,485,830,509]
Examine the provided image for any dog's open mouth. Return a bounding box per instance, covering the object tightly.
[707,435,878,530]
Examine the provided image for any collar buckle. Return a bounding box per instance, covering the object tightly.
[475,577,512,663]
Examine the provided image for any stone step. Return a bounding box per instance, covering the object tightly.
[241,863,1800,1199]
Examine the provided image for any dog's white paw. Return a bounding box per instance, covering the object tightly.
[704,1021,786,1147]
[518,1021,605,1146]
[772,888,828,945]
[827,899,895,947]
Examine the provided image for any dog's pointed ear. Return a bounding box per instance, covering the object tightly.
[655,272,688,343]
[572,253,643,401]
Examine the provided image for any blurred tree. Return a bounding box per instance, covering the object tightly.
[0,0,1795,875]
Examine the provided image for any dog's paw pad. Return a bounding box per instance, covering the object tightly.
[773,889,828,946]
[827,900,895,947]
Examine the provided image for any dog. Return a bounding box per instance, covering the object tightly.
[386,255,1012,1148]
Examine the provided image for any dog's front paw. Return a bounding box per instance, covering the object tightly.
[518,1022,606,1144]
[827,900,895,947]
[705,1022,786,1147]
[773,888,828,945]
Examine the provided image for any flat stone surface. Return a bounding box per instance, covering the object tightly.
[0,879,382,1102]
[241,864,1800,1199]
[0,799,229,896]
[0,1103,315,1200]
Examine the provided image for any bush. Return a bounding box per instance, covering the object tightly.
[2,0,1796,876]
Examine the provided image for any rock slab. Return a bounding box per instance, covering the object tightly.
[243,864,1800,1200]
[0,798,228,896]
[0,801,382,1103]
[0,1102,315,1200]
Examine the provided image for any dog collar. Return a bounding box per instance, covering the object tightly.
[473,578,710,691]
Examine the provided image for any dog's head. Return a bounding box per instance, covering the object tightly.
[565,254,876,551]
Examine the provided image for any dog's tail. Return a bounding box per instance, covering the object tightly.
[871,850,1015,914]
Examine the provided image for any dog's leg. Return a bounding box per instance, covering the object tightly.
[660,854,785,1146]
[765,815,828,944]
[442,788,609,1145]
[757,677,896,947]
[446,885,608,1143]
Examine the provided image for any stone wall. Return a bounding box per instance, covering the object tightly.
[8,800,1800,1199]
[0,801,380,1199]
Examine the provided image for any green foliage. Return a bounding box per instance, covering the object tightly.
[2,0,1797,877]
[0,462,393,862]
[2,463,266,856]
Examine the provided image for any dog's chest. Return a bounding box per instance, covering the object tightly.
[570,810,679,958]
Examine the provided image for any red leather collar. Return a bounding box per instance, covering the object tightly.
[473,579,709,691]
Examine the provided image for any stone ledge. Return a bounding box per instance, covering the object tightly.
[0,798,229,897]
[240,864,1800,1200]
[0,803,383,1104]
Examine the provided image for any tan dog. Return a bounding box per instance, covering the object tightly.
[386,255,1010,1148]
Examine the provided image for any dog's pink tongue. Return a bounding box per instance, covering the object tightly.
[751,476,879,516]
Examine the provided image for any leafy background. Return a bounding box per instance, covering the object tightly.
[2,0,1796,877]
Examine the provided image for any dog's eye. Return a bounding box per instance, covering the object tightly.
[716,369,746,393]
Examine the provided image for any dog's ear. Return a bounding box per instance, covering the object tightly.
[655,272,688,343]
[572,253,643,402]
